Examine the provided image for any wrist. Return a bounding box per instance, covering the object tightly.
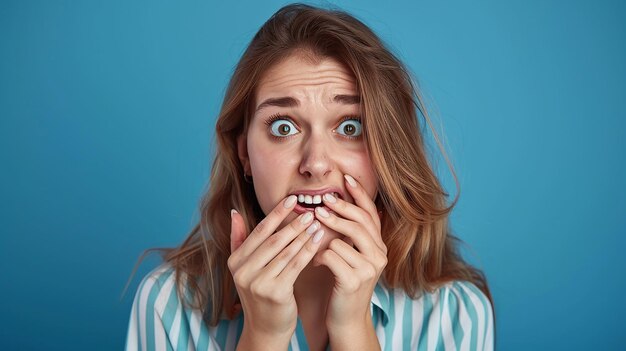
[326,310,371,335]
[237,324,294,351]
[327,315,379,351]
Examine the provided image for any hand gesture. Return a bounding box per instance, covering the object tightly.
[313,174,387,336]
[228,195,325,349]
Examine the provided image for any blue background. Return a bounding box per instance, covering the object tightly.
[1,0,624,349]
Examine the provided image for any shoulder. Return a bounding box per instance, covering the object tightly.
[131,263,187,317]
[431,280,494,321]
[127,263,210,350]
[423,280,495,350]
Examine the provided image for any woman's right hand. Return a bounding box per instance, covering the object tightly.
[228,195,325,349]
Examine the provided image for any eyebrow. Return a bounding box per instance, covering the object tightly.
[255,94,361,112]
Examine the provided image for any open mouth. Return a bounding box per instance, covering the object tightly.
[292,192,341,213]
[298,202,323,209]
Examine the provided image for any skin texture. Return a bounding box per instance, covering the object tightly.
[233,54,386,351]
[239,53,378,249]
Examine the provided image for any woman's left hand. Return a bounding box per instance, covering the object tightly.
[313,174,388,336]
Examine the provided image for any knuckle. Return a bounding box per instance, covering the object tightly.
[319,250,334,264]
[277,245,296,262]
[335,200,346,211]
[381,243,388,255]
[353,223,364,236]
[273,204,290,221]
[232,271,246,287]
[379,254,388,268]
[253,218,267,235]
[380,250,388,263]
[328,238,341,251]
[265,233,281,247]
[289,254,306,271]
[302,240,318,255]
[359,223,369,233]
[288,218,303,232]
[362,264,377,280]
[327,213,338,224]
[249,279,265,297]
[321,250,333,261]
[356,208,370,223]
[268,291,286,305]
[227,256,237,272]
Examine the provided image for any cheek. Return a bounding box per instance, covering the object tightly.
[249,143,299,178]
[248,142,300,213]
[343,152,378,198]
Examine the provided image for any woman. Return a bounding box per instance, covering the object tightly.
[126,3,494,350]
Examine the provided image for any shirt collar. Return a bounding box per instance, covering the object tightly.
[370,281,391,325]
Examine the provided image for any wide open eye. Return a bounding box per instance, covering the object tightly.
[336,118,362,137]
[269,119,299,137]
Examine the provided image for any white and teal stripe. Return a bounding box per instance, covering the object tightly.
[126,264,494,350]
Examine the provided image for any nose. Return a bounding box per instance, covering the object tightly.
[298,131,333,180]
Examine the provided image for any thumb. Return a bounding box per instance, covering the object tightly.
[230,209,247,254]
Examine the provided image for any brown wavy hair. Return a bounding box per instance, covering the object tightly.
[126,2,493,327]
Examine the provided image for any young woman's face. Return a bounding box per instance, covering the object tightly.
[238,53,378,248]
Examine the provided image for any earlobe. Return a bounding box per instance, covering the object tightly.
[237,134,250,173]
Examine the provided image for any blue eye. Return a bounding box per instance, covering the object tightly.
[269,119,299,137]
[336,119,362,137]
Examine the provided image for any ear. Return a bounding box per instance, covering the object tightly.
[237,133,250,174]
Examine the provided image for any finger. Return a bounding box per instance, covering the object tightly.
[313,248,353,287]
[328,238,384,281]
[230,209,247,254]
[321,192,382,248]
[234,195,298,259]
[314,206,377,254]
[263,222,321,277]
[326,238,366,269]
[277,229,326,285]
[344,174,381,230]
[246,215,317,270]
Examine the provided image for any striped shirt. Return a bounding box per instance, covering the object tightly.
[126,264,494,351]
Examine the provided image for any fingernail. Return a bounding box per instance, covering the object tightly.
[344,174,357,188]
[315,206,330,218]
[231,209,238,218]
[306,220,319,234]
[313,229,325,243]
[284,195,297,208]
[301,212,313,224]
[323,193,336,203]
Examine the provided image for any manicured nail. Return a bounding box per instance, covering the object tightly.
[315,207,330,218]
[344,174,357,188]
[231,209,237,218]
[284,195,297,208]
[306,220,319,234]
[313,229,325,243]
[300,212,313,224]
[323,193,336,203]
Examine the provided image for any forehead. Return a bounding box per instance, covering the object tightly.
[255,54,358,101]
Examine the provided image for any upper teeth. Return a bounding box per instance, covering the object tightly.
[297,192,338,205]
